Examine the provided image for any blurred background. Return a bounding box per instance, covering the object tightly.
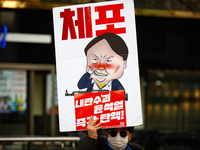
[1,0,200,149]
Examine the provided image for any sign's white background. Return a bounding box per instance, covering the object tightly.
[53,0,142,131]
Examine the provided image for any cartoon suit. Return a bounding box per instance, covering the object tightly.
[78,72,125,91]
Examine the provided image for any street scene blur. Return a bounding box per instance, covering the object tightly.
[1,0,200,149]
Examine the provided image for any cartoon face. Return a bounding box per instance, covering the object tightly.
[86,39,127,88]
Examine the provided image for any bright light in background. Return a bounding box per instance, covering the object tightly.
[155,80,162,86]
[6,33,52,44]
[142,81,147,87]
[2,1,26,9]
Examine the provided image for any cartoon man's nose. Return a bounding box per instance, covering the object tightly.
[97,63,105,69]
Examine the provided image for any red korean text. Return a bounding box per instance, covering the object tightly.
[60,3,126,40]
[74,90,126,130]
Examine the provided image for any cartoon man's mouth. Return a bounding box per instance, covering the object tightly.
[94,70,107,76]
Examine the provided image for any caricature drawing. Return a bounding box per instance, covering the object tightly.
[78,33,129,92]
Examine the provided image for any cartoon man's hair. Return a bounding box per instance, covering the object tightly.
[84,33,129,60]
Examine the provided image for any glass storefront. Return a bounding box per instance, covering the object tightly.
[145,69,200,131]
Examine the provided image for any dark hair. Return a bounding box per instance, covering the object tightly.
[84,33,129,60]
[105,126,134,133]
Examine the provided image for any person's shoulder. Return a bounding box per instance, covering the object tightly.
[77,135,98,150]
[97,135,106,143]
[81,135,98,143]
[128,143,144,150]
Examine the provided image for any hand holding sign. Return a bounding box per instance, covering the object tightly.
[87,116,102,140]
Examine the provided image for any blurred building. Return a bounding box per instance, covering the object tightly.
[0,0,200,137]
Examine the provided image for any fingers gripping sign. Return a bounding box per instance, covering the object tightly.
[87,116,102,140]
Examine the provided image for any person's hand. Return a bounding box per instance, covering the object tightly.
[87,66,94,74]
[87,116,102,140]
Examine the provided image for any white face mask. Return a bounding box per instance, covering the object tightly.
[108,133,129,150]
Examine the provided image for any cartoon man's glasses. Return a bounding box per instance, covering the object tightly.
[109,130,127,138]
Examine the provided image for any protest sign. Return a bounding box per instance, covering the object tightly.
[75,90,126,130]
[53,0,142,132]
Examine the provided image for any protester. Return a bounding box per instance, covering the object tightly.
[77,116,144,150]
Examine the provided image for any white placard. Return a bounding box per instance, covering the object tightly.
[53,0,142,132]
